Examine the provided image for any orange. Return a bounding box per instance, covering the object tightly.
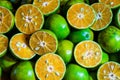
[74,40,102,68]
[99,0,120,9]
[33,0,60,16]
[97,61,120,80]
[29,29,58,55]
[91,3,113,31]
[9,33,36,60]
[67,3,95,29]
[35,53,66,80]
[15,4,44,35]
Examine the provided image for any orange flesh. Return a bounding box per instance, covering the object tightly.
[0,35,8,53]
[99,0,120,8]
[15,4,44,34]
[35,53,66,80]
[0,7,12,33]
[10,33,35,59]
[98,62,120,80]
[74,41,102,68]
[33,0,59,15]
[67,3,95,29]
[91,3,112,31]
[29,31,57,55]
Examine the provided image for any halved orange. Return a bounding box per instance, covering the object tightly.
[0,6,14,34]
[33,0,60,16]
[0,34,8,57]
[74,40,102,68]
[29,29,58,55]
[15,4,44,35]
[91,3,113,31]
[9,33,36,60]
[67,3,95,29]
[99,0,120,9]
[97,61,120,80]
[35,53,66,80]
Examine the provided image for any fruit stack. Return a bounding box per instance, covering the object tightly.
[0,0,120,80]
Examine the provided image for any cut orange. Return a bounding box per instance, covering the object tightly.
[91,3,113,31]
[99,0,120,9]
[97,61,120,80]
[0,6,14,34]
[67,3,95,29]
[74,40,102,68]
[35,53,66,80]
[0,34,8,57]
[33,0,60,16]
[29,29,58,55]
[15,4,44,35]
[9,33,36,60]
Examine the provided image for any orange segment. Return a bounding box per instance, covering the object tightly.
[67,3,95,29]
[10,33,35,60]
[97,61,120,80]
[15,4,44,35]
[0,6,14,34]
[99,0,120,9]
[29,30,58,55]
[74,40,102,68]
[35,53,66,80]
[91,3,113,31]
[33,0,60,15]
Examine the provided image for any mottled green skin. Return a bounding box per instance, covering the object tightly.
[98,26,120,53]
[100,51,109,64]
[11,61,36,80]
[63,64,89,80]
[68,28,94,44]
[56,40,74,64]
[45,14,70,40]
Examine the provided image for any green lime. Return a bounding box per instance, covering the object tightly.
[11,61,36,80]
[56,40,74,64]
[63,64,90,80]
[98,26,120,53]
[68,28,94,44]
[115,8,120,28]
[45,14,70,40]
[100,51,109,64]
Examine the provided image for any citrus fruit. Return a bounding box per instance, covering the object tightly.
[68,28,94,44]
[45,14,70,40]
[35,53,66,80]
[97,61,120,80]
[15,4,44,35]
[56,40,74,64]
[67,3,95,29]
[0,34,8,57]
[11,61,36,80]
[115,8,120,28]
[63,64,89,80]
[91,3,113,31]
[98,26,120,53]
[29,29,58,55]
[0,6,14,34]
[9,33,36,60]
[74,40,102,68]
[33,0,60,16]
[99,0,120,9]
[100,51,109,65]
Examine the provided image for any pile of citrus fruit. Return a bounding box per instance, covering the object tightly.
[0,0,120,80]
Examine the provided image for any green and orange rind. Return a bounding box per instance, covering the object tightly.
[115,8,120,28]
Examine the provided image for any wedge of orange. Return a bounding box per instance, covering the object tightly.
[97,61,120,80]
[74,40,102,68]
[99,0,120,9]
[91,3,113,31]
[15,4,44,35]
[0,6,14,34]
[9,33,35,60]
[67,3,95,29]
[35,53,66,80]
[33,0,60,16]
[29,29,58,55]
